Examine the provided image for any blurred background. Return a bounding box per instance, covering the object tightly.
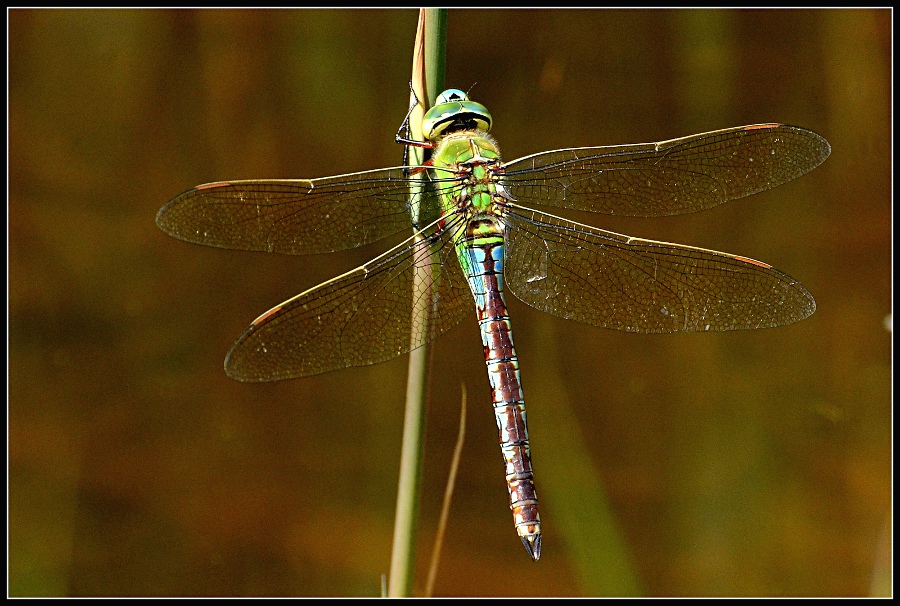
[8,8,891,597]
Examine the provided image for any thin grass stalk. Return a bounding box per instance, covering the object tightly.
[425,385,466,597]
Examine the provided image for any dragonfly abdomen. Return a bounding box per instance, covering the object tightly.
[458,217,542,561]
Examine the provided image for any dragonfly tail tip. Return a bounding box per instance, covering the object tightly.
[521,534,541,561]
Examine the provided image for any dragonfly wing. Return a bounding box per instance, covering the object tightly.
[502,204,815,333]
[501,124,830,217]
[156,166,452,254]
[224,216,473,381]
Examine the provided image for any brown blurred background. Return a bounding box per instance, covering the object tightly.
[9,8,891,597]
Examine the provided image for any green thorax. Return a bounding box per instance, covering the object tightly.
[422,90,505,245]
[432,130,503,215]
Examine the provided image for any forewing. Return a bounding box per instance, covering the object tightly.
[156,166,453,254]
[502,204,815,333]
[501,124,830,217]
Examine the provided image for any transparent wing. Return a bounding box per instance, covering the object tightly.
[156,166,458,255]
[502,203,815,333]
[224,215,473,381]
[501,124,830,217]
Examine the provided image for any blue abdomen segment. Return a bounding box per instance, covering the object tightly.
[458,217,541,560]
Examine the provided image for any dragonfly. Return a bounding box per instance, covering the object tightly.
[156,88,830,561]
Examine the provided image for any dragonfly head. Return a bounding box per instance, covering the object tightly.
[422,88,492,141]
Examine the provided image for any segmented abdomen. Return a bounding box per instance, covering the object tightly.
[457,216,541,560]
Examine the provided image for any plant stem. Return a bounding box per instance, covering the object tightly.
[387,8,447,598]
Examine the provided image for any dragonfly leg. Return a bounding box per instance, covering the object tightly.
[396,80,435,170]
[395,81,417,142]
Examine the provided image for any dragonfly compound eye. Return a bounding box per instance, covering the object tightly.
[422,93,493,140]
[436,88,469,104]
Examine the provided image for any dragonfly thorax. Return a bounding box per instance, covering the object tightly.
[433,130,502,166]
[433,131,509,216]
